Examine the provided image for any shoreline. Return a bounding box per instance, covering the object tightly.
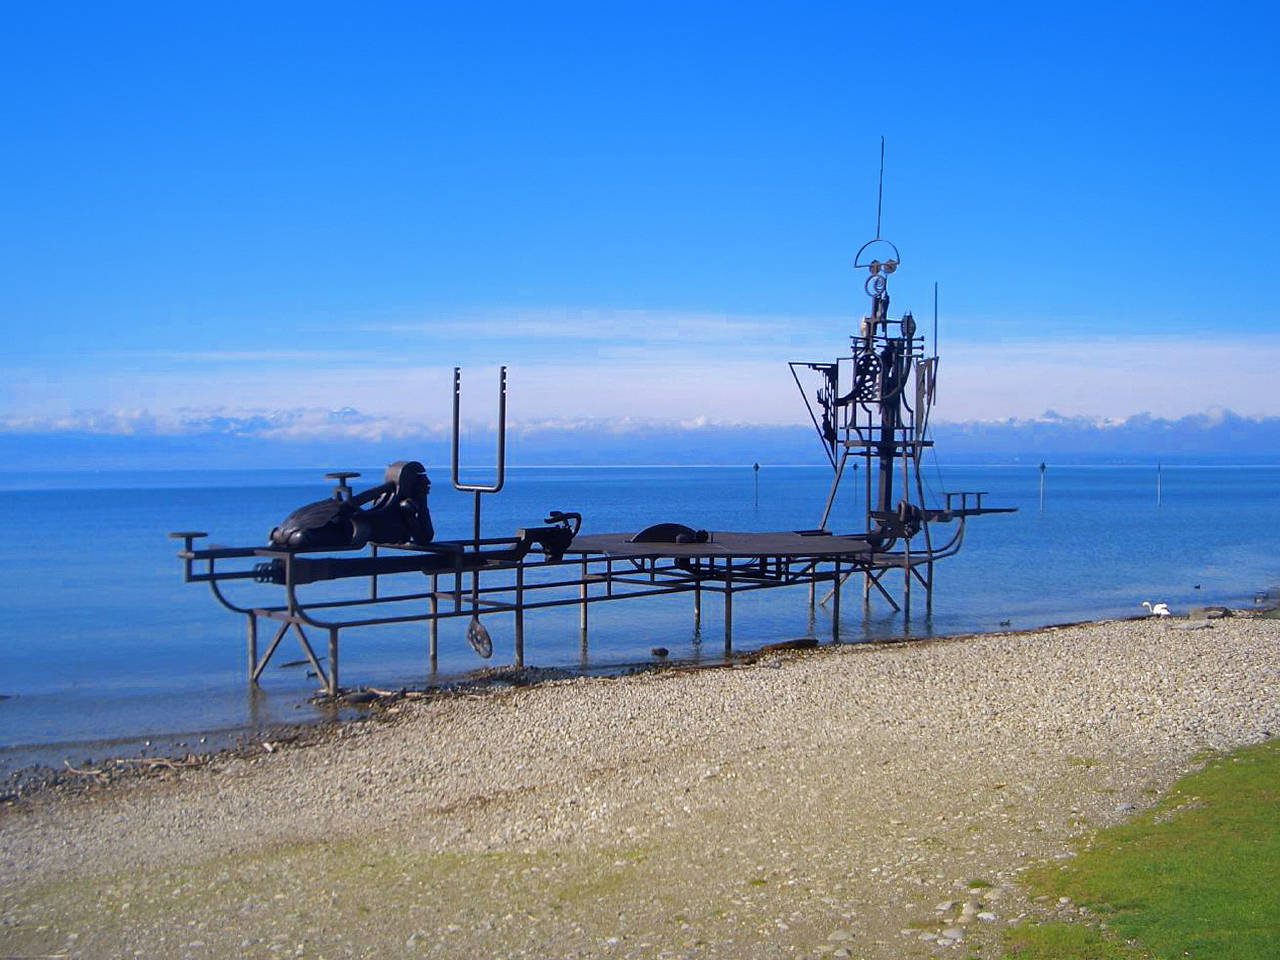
[0,610,1264,800]
[0,615,1167,802]
[2,611,1277,958]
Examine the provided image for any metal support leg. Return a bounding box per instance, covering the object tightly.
[514,564,525,667]
[831,561,841,641]
[579,560,589,636]
[429,580,438,675]
[724,564,733,653]
[926,561,934,615]
[694,576,702,628]
[328,628,339,697]
[247,613,258,681]
[903,545,912,620]
[251,621,291,684]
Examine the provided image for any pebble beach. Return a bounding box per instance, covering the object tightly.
[2,613,1277,959]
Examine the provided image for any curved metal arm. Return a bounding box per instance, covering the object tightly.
[452,366,507,493]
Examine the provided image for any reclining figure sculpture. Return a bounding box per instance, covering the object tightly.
[269,461,434,550]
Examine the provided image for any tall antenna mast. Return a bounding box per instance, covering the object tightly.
[875,136,885,239]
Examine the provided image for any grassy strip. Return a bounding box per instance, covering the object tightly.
[1007,738,1280,959]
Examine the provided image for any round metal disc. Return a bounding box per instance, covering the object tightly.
[466,617,493,659]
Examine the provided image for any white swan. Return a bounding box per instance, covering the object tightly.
[1141,601,1171,617]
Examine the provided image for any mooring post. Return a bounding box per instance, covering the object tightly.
[925,561,934,615]
[327,628,339,697]
[831,560,841,640]
[514,563,525,667]
[247,613,258,682]
[694,575,702,626]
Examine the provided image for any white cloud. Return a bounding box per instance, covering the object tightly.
[5,311,1280,426]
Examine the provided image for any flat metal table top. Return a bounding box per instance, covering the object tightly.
[565,530,874,559]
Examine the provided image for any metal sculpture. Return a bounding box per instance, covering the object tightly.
[268,461,434,550]
[170,154,1013,696]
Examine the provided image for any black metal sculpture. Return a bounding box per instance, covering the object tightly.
[171,147,1015,697]
[268,461,434,550]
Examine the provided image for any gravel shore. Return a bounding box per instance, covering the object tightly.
[2,614,1277,959]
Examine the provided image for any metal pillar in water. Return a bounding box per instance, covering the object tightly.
[724,561,733,653]
[514,564,525,667]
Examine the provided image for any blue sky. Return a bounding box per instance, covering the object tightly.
[3,1,1279,440]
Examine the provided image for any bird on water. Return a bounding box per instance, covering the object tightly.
[1141,601,1171,617]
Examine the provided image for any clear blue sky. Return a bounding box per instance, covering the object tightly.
[3,1,1278,432]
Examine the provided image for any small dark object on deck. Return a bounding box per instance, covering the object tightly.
[651,647,669,658]
[630,523,709,545]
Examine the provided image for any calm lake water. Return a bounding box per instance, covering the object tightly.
[1,463,1277,769]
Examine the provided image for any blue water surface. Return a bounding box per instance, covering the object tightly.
[0,463,1277,767]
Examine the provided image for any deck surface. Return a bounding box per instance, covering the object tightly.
[566,530,873,559]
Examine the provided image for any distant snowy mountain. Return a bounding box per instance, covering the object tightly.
[1,407,1278,469]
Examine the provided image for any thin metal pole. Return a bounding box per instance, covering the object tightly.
[831,561,841,641]
[902,442,912,618]
[818,450,850,530]
[429,577,438,675]
[1039,462,1046,512]
[514,564,524,667]
[328,628,339,696]
[933,281,938,356]
[864,446,873,608]
[875,136,885,238]
[247,613,258,682]
[579,560,589,636]
[1156,462,1162,507]
[724,562,733,653]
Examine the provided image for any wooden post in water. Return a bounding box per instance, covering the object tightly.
[1156,462,1162,507]
[1039,462,1046,512]
[753,462,759,509]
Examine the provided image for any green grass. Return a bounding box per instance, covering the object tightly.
[1004,923,1145,959]
[1007,738,1280,959]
